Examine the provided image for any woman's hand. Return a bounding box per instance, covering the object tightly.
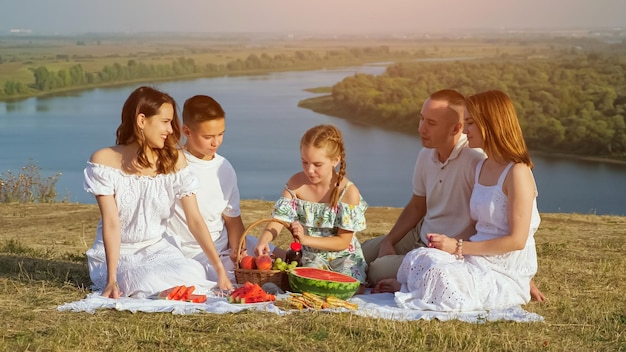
[427,233,456,255]
[102,280,122,299]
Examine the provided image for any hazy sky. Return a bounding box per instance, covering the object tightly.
[1,0,625,34]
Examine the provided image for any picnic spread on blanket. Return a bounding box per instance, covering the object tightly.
[57,265,544,323]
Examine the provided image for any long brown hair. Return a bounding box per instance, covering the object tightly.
[466,90,533,169]
[300,124,346,207]
[116,86,181,174]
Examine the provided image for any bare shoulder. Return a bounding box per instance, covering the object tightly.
[285,172,307,190]
[509,163,534,180]
[341,178,362,205]
[89,146,123,168]
[505,163,536,193]
[175,150,188,170]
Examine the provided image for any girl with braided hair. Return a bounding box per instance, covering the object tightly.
[255,124,368,286]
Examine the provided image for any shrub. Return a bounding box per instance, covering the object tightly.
[0,162,62,203]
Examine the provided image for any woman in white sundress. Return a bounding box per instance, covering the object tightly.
[373,90,540,312]
[85,86,233,299]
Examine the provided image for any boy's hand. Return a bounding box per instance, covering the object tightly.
[217,275,234,291]
[230,247,246,263]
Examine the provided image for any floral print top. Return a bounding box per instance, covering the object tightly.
[271,182,368,283]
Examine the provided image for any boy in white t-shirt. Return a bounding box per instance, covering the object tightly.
[168,95,272,282]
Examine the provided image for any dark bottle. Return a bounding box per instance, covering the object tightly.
[284,241,302,267]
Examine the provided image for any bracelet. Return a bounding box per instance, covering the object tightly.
[454,239,464,260]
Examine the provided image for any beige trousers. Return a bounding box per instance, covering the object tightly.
[361,223,427,285]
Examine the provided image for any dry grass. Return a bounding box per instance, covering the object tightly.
[0,202,625,351]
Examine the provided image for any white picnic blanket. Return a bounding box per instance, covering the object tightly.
[57,290,543,323]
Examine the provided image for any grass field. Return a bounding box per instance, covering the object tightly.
[1,33,624,351]
[0,201,624,351]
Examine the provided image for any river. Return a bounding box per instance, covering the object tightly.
[0,64,625,215]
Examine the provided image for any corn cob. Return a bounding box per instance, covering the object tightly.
[300,295,325,309]
[280,292,359,311]
[286,294,316,309]
[302,292,327,306]
[325,295,359,310]
[285,297,305,310]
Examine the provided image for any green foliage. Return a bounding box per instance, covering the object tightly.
[329,53,626,158]
[21,45,416,96]
[3,80,29,95]
[0,162,62,203]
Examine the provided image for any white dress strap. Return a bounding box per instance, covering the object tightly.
[497,162,515,187]
[474,159,486,184]
[338,181,353,202]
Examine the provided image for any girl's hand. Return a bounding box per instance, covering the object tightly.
[102,281,122,299]
[427,233,456,255]
[254,242,271,257]
[290,221,305,244]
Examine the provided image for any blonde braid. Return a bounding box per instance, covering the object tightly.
[328,135,346,209]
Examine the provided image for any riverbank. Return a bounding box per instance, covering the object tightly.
[0,60,380,103]
[0,34,438,103]
[0,201,624,350]
[299,94,626,165]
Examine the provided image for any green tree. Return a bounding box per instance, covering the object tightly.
[33,66,53,90]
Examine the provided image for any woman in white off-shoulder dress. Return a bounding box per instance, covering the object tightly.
[85,86,233,299]
[373,90,541,312]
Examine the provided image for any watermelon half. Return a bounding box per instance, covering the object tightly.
[287,267,360,300]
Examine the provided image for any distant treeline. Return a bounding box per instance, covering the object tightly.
[328,53,626,158]
[1,46,413,98]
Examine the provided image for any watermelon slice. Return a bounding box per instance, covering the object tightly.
[227,282,276,304]
[166,285,185,300]
[157,286,179,300]
[157,285,201,301]
[181,286,195,301]
[287,267,360,300]
[188,294,207,303]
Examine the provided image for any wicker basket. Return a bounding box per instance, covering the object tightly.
[234,218,293,291]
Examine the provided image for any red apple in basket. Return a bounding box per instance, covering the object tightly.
[240,255,257,270]
[255,254,273,270]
